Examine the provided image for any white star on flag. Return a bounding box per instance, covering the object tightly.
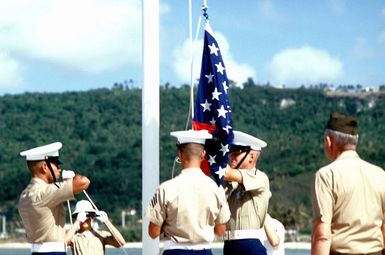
[208,155,217,165]
[219,143,229,156]
[217,105,228,119]
[209,118,216,126]
[215,62,225,75]
[200,99,212,112]
[205,73,214,83]
[215,166,227,179]
[208,43,219,56]
[223,125,232,134]
[223,81,229,94]
[212,87,222,101]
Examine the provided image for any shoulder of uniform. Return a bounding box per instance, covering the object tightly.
[256,169,269,178]
[314,165,335,182]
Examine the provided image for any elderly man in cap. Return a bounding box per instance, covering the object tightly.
[311,112,385,255]
[145,129,230,255]
[18,142,90,255]
[223,130,270,255]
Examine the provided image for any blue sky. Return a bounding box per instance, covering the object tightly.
[0,0,384,95]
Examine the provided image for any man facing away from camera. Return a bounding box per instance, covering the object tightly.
[311,112,385,255]
[145,129,230,255]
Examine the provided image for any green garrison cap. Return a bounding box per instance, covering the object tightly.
[326,112,358,135]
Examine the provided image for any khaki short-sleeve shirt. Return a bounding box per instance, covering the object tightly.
[18,178,74,243]
[312,151,385,253]
[145,168,231,243]
[71,230,111,255]
[225,168,270,231]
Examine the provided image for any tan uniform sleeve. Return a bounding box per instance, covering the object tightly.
[216,186,231,224]
[44,179,75,208]
[312,168,333,224]
[145,186,166,226]
[237,169,270,228]
[240,169,269,192]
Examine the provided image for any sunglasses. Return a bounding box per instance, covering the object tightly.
[73,212,97,219]
[87,212,97,218]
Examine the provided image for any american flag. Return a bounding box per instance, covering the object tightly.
[192,22,233,185]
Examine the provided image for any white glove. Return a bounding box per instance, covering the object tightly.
[96,211,108,223]
[76,212,87,223]
[62,170,75,180]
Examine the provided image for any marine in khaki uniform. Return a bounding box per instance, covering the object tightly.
[145,129,231,255]
[68,200,126,255]
[311,112,385,255]
[18,142,90,255]
[223,130,270,255]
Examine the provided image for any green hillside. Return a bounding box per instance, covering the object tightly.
[1,84,384,240]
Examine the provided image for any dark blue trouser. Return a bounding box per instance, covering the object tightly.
[223,239,267,255]
[163,249,213,255]
[32,252,66,255]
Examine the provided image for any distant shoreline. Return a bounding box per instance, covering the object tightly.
[0,241,311,250]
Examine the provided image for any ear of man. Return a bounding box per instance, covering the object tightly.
[42,161,52,174]
[177,149,184,161]
[325,134,333,148]
[324,134,338,160]
[248,151,254,164]
[200,148,206,162]
[249,150,262,166]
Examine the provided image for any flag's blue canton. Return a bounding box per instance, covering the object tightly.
[192,23,233,185]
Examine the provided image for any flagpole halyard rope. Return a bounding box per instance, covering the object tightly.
[83,190,99,211]
[186,0,208,130]
[67,200,73,225]
[83,190,129,255]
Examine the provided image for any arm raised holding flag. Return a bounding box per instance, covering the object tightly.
[223,130,271,255]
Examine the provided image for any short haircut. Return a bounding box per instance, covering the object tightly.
[325,128,359,148]
[177,143,204,160]
[27,160,44,173]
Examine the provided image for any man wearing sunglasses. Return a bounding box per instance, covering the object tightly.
[223,130,271,255]
[18,142,90,255]
[68,200,125,255]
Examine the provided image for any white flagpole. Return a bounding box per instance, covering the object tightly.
[189,0,194,122]
[142,0,160,254]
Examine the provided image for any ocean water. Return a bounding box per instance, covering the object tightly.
[0,247,310,255]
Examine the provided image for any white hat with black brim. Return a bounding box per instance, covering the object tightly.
[232,131,267,151]
[20,142,63,164]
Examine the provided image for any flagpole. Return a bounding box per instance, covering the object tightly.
[189,0,194,123]
[142,0,160,254]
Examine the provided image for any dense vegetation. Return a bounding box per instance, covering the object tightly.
[1,83,384,241]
